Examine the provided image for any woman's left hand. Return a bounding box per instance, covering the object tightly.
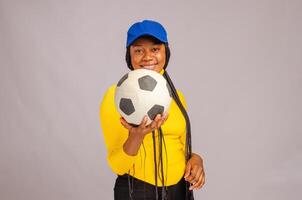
[184,153,205,190]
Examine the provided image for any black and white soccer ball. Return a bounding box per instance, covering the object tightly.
[114,69,172,126]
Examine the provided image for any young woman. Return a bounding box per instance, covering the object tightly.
[100,20,205,200]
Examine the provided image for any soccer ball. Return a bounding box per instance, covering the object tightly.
[114,69,172,126]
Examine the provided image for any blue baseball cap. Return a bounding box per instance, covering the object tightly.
[126,20,168,47]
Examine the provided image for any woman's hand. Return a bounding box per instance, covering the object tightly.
[120,113,169,156]
[120,112,169,137]
[184,153,205,190]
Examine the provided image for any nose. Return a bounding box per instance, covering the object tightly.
[142,50,153,62]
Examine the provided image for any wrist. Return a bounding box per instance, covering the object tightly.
[123,131,145,156]
[129,126,147,140]
[129,130,145,141]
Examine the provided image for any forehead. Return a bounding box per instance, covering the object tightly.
[131,36,162,46]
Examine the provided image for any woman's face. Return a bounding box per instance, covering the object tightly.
[130,37,166,73]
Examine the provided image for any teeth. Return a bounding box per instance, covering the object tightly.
[142,65,155,70]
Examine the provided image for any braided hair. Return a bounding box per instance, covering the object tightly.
[126,37,194,200]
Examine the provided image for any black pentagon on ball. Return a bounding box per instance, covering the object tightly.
[147,104,164,120]
[117,73,128,87]
[119,98,135,115]
[138,75,157,91]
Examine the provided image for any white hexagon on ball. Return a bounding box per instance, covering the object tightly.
[114,69,172,126]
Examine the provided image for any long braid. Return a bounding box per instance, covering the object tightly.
[152,131,159,200]
[163,71,194,200]
[158,127,167,199]
[163,71,192,160]
[152,128,167,200]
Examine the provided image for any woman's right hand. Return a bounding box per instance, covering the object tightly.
[120,113,169,156]
[120,112,169,137]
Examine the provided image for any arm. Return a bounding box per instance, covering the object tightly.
[100,85,168,174]
[100,85,136,174]
[120,114,168,156]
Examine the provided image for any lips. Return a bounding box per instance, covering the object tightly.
[140,64,157,70]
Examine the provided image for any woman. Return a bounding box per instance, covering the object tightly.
[100,20,205,200]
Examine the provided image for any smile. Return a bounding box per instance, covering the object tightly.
[140,65,157,70]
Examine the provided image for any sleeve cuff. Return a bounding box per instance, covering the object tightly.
[107,147,136,175]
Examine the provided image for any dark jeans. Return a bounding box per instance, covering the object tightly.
[114,175,192,200]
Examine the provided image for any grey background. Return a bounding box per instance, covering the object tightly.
[0,0,301,199]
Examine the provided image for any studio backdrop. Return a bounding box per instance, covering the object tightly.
[0,0,301,200]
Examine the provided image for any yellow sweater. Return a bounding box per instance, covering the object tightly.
[100,83,188,186]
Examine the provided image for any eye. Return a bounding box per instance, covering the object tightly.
[134,48,143,54]
[151,47,160,53]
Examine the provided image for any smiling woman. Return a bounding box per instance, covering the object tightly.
[130,36,166,72]
[100,20,205,200]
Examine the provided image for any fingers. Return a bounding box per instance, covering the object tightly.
[185,165,205,190]
[195,170,205,189]
[190,170,205,190]
[185,165,200,183]
[120,112,169,135]
[139,116,148,128]
[150,112,169,129]
[184,159,206,190]
[183,161,192,179]
[144,114,160,133]
[188,167,203,190]
[152,114,161,128]
[160,112,169,124]
[120,117,133,130]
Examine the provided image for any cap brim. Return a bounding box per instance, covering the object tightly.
[127,32,167,47]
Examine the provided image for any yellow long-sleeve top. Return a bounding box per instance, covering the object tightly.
[100,83,188,186]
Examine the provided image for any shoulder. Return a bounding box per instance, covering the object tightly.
[103,84,117,98]
[100,84,117,112]
[101,84,117,103]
